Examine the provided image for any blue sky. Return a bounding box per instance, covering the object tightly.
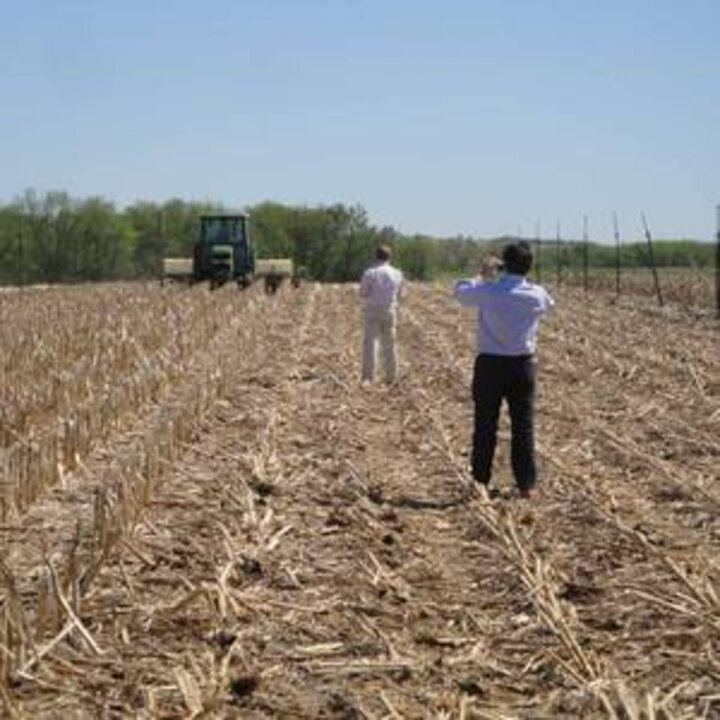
[1,0,718,241]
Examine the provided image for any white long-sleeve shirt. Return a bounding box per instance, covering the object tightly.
[360,262,404,309]
[453,274,554,356]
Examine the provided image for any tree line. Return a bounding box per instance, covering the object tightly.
[0,191,713,285]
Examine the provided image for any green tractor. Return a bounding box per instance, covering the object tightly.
[192,213,254,288]
[161,212,296,291]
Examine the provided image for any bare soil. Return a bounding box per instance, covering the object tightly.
[2,282,719,718]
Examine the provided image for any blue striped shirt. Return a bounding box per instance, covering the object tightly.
[453,274,554,356]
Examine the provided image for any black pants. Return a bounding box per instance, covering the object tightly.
[472,354,537,491]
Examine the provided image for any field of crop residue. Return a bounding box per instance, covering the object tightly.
[0,281,718,718]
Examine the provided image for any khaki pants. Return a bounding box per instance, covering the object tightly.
[362,305,397,382]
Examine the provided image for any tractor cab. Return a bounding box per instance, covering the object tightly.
[193,214,254,287]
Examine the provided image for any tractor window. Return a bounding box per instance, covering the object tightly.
[201,217,246,244]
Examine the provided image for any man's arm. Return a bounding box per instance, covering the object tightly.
[396,270,404,303]
[453,254,501,307]
[359,269,372,299]
[542,288,555,314]
[452,279,488,307]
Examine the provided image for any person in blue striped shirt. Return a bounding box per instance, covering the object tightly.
[454,242,554,499]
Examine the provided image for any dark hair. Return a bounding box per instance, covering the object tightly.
[502,241,533,275]
[376,245,392,262]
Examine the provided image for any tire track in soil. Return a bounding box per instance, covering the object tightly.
[182,284,609,717]
[230,284,596,718]
[191,284,507,718]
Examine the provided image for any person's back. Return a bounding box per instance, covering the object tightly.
[455,274,552,356]
[360,262,403,308]
[360,246,403,384]
[453,242,554,499]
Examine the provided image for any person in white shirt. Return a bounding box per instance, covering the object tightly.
[453,242,554,499]
[359,245,404,384]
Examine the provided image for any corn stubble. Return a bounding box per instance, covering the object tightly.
[0,280,718,718]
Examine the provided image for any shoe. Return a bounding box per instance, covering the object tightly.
[518,487,533,500]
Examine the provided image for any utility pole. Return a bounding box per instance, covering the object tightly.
[716,204,720,319]
[555,219,561,284]
[535,220,542,283]
[17,227,24,288]
[641,213,664,307]
[613,212,621,297]
[582,215,589,293]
